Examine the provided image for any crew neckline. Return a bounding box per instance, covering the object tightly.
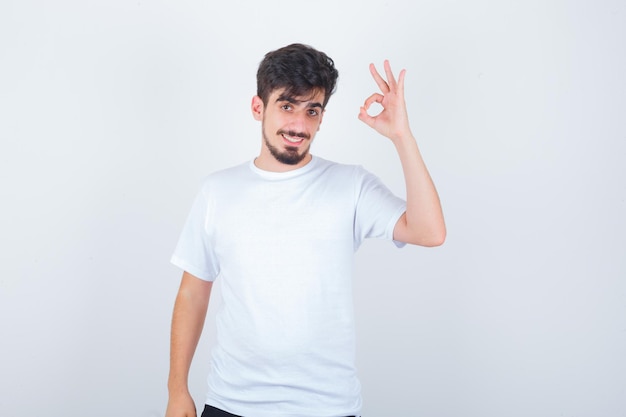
[249,155,319,180]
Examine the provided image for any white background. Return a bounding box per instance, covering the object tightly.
[1,1,625,416]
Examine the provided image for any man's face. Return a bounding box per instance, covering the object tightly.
[252,88,325,170]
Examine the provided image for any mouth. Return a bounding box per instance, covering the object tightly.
[280,132,308,146]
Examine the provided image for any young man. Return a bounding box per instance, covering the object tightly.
[166,43,445,417]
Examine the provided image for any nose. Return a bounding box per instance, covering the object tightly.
[283,113,309,135]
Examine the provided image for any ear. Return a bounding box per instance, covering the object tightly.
[251,96,264,121]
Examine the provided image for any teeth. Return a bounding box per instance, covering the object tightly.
[283,134,302,143]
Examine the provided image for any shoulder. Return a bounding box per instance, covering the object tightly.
[312,156,365,178]
[193,161,251,198]
[316,157,379,184]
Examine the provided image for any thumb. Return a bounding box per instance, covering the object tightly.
[358,106,375,128]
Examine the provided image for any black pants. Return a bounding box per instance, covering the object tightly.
[201,404,357,417]
[201,404,241,417]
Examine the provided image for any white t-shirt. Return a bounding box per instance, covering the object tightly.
[171,156,406,417]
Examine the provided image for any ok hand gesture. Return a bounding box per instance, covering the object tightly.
[358,60,413,143]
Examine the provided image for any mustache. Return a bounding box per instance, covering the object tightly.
[277,129,310,140]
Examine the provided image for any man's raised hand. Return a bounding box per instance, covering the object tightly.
[358,60,413,143]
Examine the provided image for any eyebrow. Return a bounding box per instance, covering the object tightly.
[276,94,323,109]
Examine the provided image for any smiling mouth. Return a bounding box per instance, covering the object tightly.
[282,133,305,144]
[279,130,310,146]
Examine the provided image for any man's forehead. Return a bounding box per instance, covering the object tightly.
[272,89,325,105]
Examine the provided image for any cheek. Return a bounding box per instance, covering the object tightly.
[263,115,280,132]
[311,119,322,132]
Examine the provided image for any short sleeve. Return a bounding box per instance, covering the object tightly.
[353,167,407,249]
[170,184,220,281]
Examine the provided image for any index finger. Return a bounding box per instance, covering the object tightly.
[369,63,390,93]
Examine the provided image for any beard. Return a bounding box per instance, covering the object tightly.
[263,127,311,166]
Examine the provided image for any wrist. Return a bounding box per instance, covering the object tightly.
[392,131,417,150]
[167,378,190,396]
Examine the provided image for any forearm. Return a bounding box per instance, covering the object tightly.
[394,133,446,246]
[358,60,445,245]
[168,272,212,395]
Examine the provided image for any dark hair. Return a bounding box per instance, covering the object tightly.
[256,43,339,108]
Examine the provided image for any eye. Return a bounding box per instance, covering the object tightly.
[307,109,319,117]
[281,104,292,111]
